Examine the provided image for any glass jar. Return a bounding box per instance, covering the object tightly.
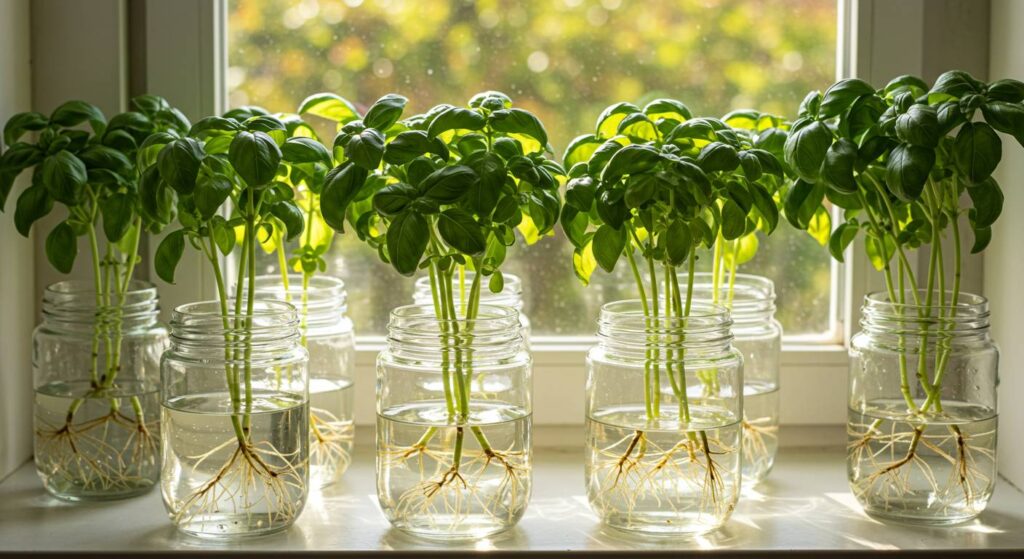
[848,291,998,525]
[413,272,531,342]
[377,304,531,539]
[32,281,167,501]
[248,275,355,489]
[161,300,309,538]
[585,300,743,535]
[687,273,781,486]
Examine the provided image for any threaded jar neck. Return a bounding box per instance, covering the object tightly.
[413,272,524,310]
[239,274,348,333]
[683,272,776,326]
[169,300,301,354]
[41,280,159,332]
[860,291,990,341]
[597,299,734,358]
[386,303,524,363]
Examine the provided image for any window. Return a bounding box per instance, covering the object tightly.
[226,0,839,340]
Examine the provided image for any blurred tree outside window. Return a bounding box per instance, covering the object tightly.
[228,0,838,338]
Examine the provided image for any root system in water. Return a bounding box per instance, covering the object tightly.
[377,404,531,538]
[162,393,308,538]
[847,402,996,523]
[34,383,160,499]
[309,379,355,488]
[585,408,741,535]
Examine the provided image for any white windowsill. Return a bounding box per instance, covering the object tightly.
[1,426,1022,555]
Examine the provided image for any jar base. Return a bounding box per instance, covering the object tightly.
[860,503,981,526]
[390,516,516,541]
[173,513,295,539]
[601,512,728,537]
[42,479,156,502]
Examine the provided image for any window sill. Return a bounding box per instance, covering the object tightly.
[2,427,1022,556]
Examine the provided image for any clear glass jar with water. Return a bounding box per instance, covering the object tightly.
[585,300,742,535]
[376,304,531,539]
[249,275,355,489]
[848,291,998,524]
[160,300,309,538]
[687,273,781,486]
[33,281,167,501]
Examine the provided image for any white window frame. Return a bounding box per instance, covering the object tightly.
[138,0,989,430]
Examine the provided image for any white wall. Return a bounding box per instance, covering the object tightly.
[988,0,1024,489]
[0,0,35,480]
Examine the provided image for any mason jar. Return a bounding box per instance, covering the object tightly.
[161,300,309,538]
[33,280,167,501]
[248,275,355,488]
[413,272,531,342]
[687,273,781,486]
[585,300,742,535]
[377,304,531,539]
[848,291,998,525]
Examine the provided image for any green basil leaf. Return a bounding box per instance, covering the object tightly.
[45,221,78,274]
[419,165,477,203]
[594,102,641,139]
[987,79,1024,103]
[229,130,282,187]
[980,101,1024,149]
[158,138,205,194]
[50,100,106,134]
[784,120,832,182]
[13,183,53,237]
[489,108,549,149]
[819,78,874,117]
[3,112,48,146]
[886,143,935,201]
[271,200,305,241]
[720,199,746,241]
[426,107,487,138]
[748,182,779,234]
[464,151,505,215]
[967,177,1003,229]
[384,130,450,165]
[154,229,186,283]
[821,138,858,193]
[281,136,332,166]
[372,182,417,216]
[41,150,87,204]
[895,104,940,147]
[601,144,660,182]
[592,223,626,273]
[953,122,1001,185]
[664,219,692,265]
[297,92,361,123]
[364,93,408,130]
[697,141,740,172]
[865,232,896,271]
[562,134,603,168]
[438,207,486,255]
[346,128,385,170]
[784,179,825,231]
[489,270,505,294]
[101,193,133,242]
[386,210,428,276]
[565,176,595,211]
[320,162,369,231]
[828,222,858,262]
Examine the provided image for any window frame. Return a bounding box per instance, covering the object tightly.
[139,0,949,429]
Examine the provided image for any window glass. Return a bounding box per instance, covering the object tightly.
[228,0,838,337]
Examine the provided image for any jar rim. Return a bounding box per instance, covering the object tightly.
[389,302,520,327]
[599,299,732,333]
[864,290,989,314]
[45,280,158,298]
[171,299,299,328]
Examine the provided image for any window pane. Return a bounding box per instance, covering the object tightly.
[228,0,838,338]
